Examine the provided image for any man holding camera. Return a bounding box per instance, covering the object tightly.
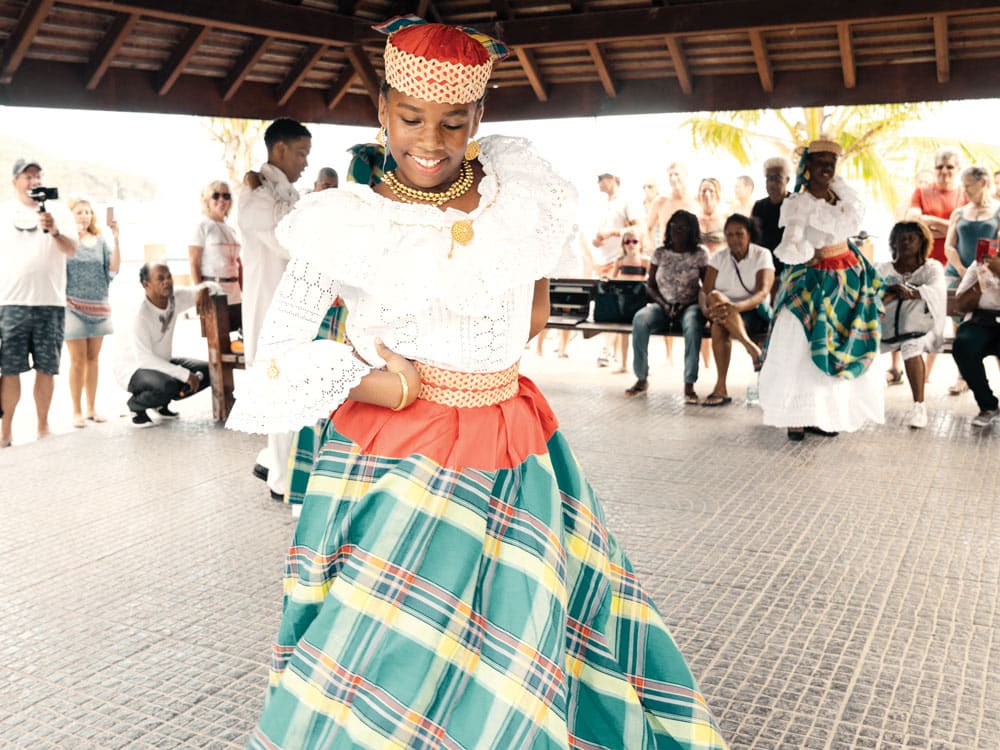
[1,158,76,447]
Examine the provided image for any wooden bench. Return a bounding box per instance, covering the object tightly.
[547,278,959,353]
[200,294,245,421]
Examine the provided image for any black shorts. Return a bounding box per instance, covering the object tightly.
[0,305,65,376]
[740,308,770,338]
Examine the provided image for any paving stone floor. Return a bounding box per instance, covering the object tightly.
[1,334,997,749]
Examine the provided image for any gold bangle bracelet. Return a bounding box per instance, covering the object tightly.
[391,370,409,411]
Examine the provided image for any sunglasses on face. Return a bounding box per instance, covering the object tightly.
[212,192,232,200]
[623,239,639,245]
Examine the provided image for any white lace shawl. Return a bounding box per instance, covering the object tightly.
[775,176,865,266]
[226,135,579,435]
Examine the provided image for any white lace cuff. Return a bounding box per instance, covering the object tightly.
[225,257,372,434]
[226,340,369,434]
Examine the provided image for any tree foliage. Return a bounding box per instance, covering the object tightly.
[203,117,268,188]
[683,104,1000,210]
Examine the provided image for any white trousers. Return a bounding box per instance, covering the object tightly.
[257,431,294,497]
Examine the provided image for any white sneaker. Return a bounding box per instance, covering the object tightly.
[908,402,928,429]
[971,409,999,427]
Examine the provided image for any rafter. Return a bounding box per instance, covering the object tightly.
[586,42,616,98]
[515,47,548,102]
[276,43,327,107]
[223,35,271,102]
[416,0,443,24]
[836,22,856,89]
[326,70,359,111]
[343,44,381,108]
[664,35,691,95]
[156,25,210,96]
[85,12,139,90]
[56,0,362,47]
[494,0,1000,47]
[933,14,950,84]
[0,0,56,84]
[747,29,773,93]
[490,0,514,21]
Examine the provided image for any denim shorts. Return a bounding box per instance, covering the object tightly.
[64,308,114,340]
[0,305,65,375]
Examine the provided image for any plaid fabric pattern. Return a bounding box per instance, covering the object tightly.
[768,244,884,379]
[250,428,727,749]
[285,302,348,506]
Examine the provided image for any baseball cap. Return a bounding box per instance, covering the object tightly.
[12,158,41,177]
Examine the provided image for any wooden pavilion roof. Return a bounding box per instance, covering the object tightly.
[2,0,1000,125]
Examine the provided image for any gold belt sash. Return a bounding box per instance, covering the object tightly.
[816,241,849,258]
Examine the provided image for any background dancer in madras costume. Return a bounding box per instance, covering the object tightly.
[758,138,885,441]
[228,16,727,750]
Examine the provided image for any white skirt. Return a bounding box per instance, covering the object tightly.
[759,311,885,432]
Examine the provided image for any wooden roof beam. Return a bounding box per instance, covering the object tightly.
[416,0,443,24]
[326,70,358,111]
[933,14,950,84]
[665,35,691,95]
[276,43,327,107]
[747,29,773,93]
[85,12,139,90]
[344,44,381,108]
[223,35,271,101]
[490,0,514,21]
[337,0,357,14]
[0,0,56,84]
[836,22,856,89]
[515,47,548,102]
[586,42,616,98]
[495,0,1000,47]
[157,25,210,96]
[57,0,362,47]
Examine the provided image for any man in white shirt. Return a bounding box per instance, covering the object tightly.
[1,158,77,447]
[591,172,639,367]
[114,262,218,425]
[237,118,311,501]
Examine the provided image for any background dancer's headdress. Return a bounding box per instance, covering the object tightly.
[374,15,509,104]
[793,136,844,193]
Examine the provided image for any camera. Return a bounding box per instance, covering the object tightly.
[28,186,59,207]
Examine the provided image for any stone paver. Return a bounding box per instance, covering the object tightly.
[2,333,998,749]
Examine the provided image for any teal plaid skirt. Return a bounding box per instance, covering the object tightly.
[250,426,728,749]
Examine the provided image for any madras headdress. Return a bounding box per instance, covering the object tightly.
[374,15,509,104]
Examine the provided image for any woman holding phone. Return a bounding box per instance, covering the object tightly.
[64,198,120,427]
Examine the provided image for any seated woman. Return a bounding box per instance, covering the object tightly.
[875,221,946,429]
[701,214,774,406]
[626,209,708,402]
[952,250,1000,426]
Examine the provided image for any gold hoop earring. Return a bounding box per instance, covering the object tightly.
[376,127,386,147]
[464,139,480,161]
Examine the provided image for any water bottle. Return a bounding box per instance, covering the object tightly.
[745,379,759,406]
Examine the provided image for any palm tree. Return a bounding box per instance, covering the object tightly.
[683,104,1000,209]
[203,117,268,188]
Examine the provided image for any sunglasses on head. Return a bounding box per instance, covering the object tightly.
[212,192,232,200]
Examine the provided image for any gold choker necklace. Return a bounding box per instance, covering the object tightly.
[383,160,474,207]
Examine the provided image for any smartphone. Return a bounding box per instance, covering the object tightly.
[106,206,115,224]
[976,238,998,264]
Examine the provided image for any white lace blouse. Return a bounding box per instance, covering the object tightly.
[775,176,865,266]
[227,135,578,434]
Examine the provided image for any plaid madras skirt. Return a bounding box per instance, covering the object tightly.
[250,424,728,749]
[767,245,883,379]
[286,303,349,506]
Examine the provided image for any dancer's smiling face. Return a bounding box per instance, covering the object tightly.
[379,88,482,192]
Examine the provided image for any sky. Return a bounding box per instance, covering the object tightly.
[3,98,1000,264]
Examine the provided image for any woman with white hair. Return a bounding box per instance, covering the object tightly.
[188,179,241,305]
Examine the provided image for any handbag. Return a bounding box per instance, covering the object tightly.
[882,295,935,344]
[593,279,649,324]
[730,255,772,322]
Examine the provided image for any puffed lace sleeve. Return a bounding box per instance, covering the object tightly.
[775,176,865,266]
[225,257,371,434]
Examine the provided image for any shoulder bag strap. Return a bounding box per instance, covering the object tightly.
[731,255,755,296]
